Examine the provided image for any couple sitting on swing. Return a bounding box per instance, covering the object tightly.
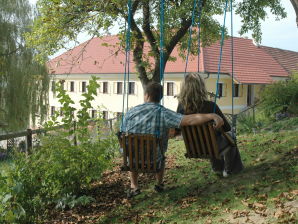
[121,72,243,198]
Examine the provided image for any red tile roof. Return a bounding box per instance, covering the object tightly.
[260,46,298,75]
[48,36,297,84]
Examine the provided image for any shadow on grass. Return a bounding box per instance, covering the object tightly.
[100,147,297,223]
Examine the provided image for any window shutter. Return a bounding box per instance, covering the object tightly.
[120,82,124,94]
[239,84,243,97]
[173,82,178,96]
[223,83,227,97]
[164,83,168,96]
[79,82,82,92]
[108,82,112,95]
[135,83,138,95]
[113,82,117,94]
[99,82,103,93]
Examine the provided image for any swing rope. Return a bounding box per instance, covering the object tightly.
[184,0,203,76]
[213,0,229,113]
[197,0,203,72]
[120,0,132,132]
[213,0,236,136]
[230,0,236,137]
[230,0,237,137]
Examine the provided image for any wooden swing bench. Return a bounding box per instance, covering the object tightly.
[181,122,235,160]
[118,133,162,173]
[118,122,235,173]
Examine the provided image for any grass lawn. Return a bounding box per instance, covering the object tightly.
[48,129,298,224]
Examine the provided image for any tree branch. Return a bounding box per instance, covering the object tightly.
[290,0,298,27]
[142,1,159,57]
[130,18,150,87]
[152,18,192,82]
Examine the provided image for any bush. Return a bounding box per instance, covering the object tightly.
[260,73,298,118]
[237,114,263,134]
[0,77,119,223]
[0,134,116,223]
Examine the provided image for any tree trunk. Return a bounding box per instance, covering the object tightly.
[290,0,298,27]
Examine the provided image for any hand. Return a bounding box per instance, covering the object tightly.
[211,114,224,129]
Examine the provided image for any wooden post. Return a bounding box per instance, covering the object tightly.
[109,119,113,132]
[26,129,32,154]
[253,105,256,123]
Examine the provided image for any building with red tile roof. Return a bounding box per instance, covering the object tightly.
[47,36,297,117]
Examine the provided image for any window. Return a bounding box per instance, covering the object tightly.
[218,83,223,97]
[217,83,226,97]
[167,82,174,96]
[51,81,55,92]
[70,81,75,92]
[50,106,55,116]
[102,111,108,120]
[116,82,123,94]
[128,82,135,95]
[233,84,240,97]
[82,81,86,93]
[103,82,108,93]
[91,109,97,118]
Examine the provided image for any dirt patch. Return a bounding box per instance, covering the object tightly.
[45,156,178,223]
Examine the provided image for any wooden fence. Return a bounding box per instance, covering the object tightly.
[0,118,117,155]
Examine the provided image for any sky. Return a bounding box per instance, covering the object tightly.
[29,0,298,57]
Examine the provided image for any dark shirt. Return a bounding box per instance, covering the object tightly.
[177,101,231,132]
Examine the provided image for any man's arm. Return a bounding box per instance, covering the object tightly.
[180,113,224,129]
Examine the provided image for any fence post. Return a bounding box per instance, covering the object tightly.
[109,119,113,132]
[253,105,256,123]
[26,129,33,154]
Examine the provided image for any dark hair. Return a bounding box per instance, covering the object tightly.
[145,82,163,103]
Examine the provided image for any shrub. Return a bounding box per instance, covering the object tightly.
[237,114,263,134]
[260,73,298,118]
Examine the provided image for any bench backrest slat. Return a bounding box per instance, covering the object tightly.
[182,123,223,160]
[119,133,161,173]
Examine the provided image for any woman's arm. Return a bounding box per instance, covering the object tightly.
[214,104,231,132]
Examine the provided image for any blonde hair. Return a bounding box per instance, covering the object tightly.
[178,73,208,114]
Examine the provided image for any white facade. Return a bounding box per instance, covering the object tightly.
[48,72,265,121]
[49,73,183,120]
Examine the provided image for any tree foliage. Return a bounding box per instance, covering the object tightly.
[260,73,298,118]
[27,0,286,87]
[0,0,49,131]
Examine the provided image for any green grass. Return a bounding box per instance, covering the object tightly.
[96,130,297,224]
[2,121,297,223]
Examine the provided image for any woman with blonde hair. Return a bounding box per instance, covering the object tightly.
[177,73,243,177]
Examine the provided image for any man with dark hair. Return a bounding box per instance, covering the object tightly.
[121,82,224,198]
[144,82,163,103]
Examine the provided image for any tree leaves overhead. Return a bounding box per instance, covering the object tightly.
[236,0,286,43]
[0,0,49,131]
[27,0,286,86]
